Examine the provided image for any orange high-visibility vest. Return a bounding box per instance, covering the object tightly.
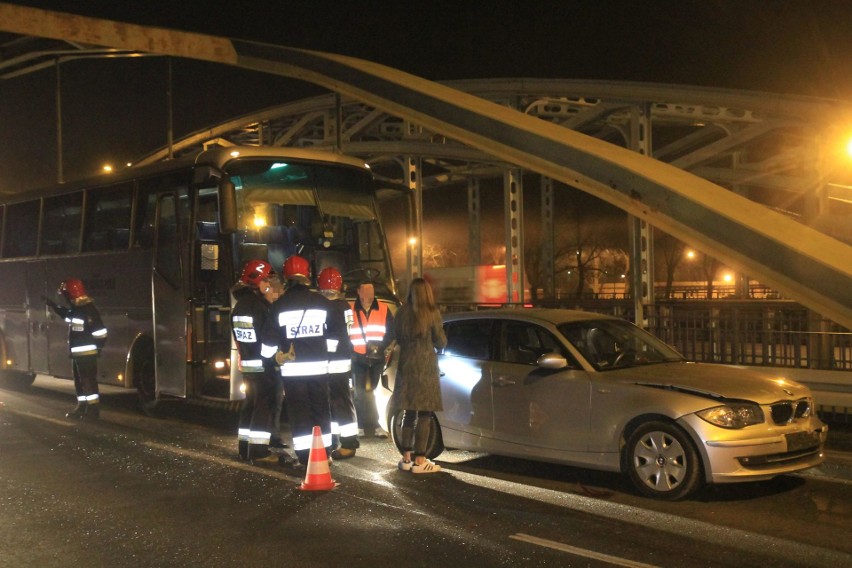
[349,301,389,354]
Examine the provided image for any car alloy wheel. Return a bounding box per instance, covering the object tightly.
[624,420,702,500]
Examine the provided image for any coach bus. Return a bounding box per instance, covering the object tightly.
[0,146,397,408]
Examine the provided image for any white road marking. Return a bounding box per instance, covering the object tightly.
[510,533,660,568]
[2,406,75,428]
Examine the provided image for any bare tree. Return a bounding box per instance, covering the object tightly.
[700,253,722,298]
[656,231,686,299]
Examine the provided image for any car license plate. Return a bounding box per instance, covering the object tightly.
[785,431,819,452]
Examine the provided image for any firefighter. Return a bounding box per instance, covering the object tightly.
[231,259,283,463]
[260,255,349,466]
[44,278,108,420]
[349,279,394,438]
[317,267,359,459]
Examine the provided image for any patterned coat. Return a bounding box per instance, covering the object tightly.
[391,306,447,412]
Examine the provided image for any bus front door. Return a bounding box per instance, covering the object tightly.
[152,193,188,398]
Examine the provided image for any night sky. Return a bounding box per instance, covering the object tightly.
[2,0,852,191]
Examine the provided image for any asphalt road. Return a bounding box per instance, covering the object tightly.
[1,375,851,568]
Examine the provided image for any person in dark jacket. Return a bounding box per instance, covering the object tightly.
[260,255,349,466]
[317,266,358,459]
[393,278,446,474]
[231,259,284,463]
[45,278,108,420]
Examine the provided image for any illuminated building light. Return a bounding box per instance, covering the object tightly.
[214,360,226,369]
[117,373,124,382]
[239,382,247,394]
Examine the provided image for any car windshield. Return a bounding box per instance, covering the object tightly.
[557,319,684,371]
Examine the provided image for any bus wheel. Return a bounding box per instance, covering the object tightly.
[0,370,36,390]
[130,337,157,414]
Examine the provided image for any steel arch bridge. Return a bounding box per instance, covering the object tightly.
[1,4,851,330]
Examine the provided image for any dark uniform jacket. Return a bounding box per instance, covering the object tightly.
[50,299,107,358]
[231,286,272,373]
[260,284,349,377]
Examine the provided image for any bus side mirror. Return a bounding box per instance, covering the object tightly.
[219,179,237,234]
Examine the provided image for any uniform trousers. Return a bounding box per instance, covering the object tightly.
[238,369,278,454]
[328,372,360,451]
[72,355,100,402]
[283,377,332,464]
[351,356,383,434]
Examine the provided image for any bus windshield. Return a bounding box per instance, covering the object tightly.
[226,158,395,298]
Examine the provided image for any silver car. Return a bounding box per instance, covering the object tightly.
[388,308,828,500]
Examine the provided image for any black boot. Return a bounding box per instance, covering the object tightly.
[248,444,277,463]
[66,404,87,419]
[238,440,249,460]
[84,404,100,420]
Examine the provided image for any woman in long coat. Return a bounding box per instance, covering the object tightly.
[393,278,447,474]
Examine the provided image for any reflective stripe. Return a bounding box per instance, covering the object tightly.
[338,421,359,438]
[71,344,98,354]
[279,309,328,339]
[248,430,272,445]
[279,360,329,377]
[239,359,264,372]
[77,395,87,402]
[328,359,351,373]
[260,343,278,358]
[292,433,314,451]
[233,315,254,324]
[327,339,339,352]
[238,428,251,442]
[85,394,99,402]
[292,432,332,451]
[91,328,108,338]
[330,421,340,435]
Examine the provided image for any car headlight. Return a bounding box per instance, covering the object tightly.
[696,404,765,428]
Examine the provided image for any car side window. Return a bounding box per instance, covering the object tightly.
[443,320,494,360]
[501,321,575,366]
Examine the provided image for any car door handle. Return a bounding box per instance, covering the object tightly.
[493,376,516,387]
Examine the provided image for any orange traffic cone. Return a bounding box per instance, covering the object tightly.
[300,425,337,491]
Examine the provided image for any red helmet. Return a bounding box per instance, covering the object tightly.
[283,255,311,285]
[317,267,343,292]
[58,278,86,300]
[239,259,273,287]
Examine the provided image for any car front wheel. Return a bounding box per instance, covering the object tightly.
[388,408,445,460]
[624,420,702,500]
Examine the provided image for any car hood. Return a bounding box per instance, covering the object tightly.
[611,362,811,404]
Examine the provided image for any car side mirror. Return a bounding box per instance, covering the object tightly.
[537,352,569,370]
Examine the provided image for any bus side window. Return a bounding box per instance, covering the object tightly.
[134,184,159,249]
[41,192,83,255]
[3,200,40,258]
[83,184,132,252]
